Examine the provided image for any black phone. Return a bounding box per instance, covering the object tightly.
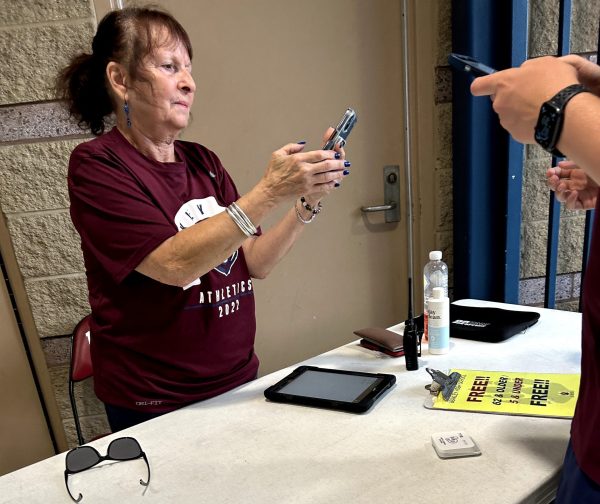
[448,53,497,77]
[323,108,357,150]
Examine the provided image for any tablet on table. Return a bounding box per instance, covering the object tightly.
[264,365,396,413]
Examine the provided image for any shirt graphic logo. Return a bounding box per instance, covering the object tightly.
[214,250,238,277]
[174,197,239,287]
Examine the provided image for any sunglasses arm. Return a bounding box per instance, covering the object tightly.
[140,452,151,487]
[64,471,83,502]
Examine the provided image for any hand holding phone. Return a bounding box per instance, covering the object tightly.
[323,108,357,150]
[448,53,497,77]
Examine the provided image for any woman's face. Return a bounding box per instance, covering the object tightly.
[127,38,195,138]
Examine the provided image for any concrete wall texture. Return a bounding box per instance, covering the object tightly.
[520,0,600,310]
[434,0,454,282]
[0,0,598,447]
[0,0,107,446]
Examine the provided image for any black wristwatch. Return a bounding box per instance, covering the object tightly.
[534,83,589,158]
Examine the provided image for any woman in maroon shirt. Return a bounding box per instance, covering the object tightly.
[57,6,350,432]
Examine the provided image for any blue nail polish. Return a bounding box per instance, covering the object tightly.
[335,152,341,159]
[343,169,350,176]
[297,140,306,144]
[344,161,351,167]
[334,182,340,188]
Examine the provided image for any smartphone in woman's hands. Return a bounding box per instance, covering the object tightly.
[323,108,357,150]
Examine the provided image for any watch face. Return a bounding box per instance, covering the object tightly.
[534,84,586,155]
[535,103,561,146]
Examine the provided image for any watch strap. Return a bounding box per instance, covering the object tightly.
[536,83,589,157]
[547,83,587,109]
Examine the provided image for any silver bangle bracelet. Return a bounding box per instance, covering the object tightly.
[230,202,257,234]
[226,206,249,236]
[226,202,257,236]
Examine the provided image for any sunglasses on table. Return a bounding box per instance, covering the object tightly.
[64,437,150,502]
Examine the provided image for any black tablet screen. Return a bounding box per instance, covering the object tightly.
[277,369,381,403]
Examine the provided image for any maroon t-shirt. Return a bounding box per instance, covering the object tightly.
[68,127,259,412]
[572,188,600,483]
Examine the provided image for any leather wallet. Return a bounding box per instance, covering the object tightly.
[359,338,405,357]
[354,327,403,352]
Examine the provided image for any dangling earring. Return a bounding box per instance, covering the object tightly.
[124,100,132,128]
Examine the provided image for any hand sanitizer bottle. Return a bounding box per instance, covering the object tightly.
[428,287,450,355]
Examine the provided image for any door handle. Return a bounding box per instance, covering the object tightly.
[361,202,397,212]
[360,165,400,223]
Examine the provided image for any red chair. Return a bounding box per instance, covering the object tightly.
[68,315,94,445]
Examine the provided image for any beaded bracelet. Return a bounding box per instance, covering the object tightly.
[295,198,322,224]
[300,196,323,215]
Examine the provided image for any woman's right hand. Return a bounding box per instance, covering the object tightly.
[260,141,348,204]
[546,160,598,210]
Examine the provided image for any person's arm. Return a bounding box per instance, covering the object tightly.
[241,199,317,279]
[240,129,347,279]
[136,141,347,287]
[470,55,600,184]
[556,91,600,185]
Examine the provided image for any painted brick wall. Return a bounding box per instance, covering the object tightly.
[434,0,454,282]
[0,0,107,447]
[435,0,600,310]
[520,0,600,310]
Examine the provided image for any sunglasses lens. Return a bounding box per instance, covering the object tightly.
[108,437,142,460]
[66,447,101,472]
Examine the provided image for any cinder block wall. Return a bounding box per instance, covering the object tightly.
[0,0,107,447]
[519,0,600,311]
[434,0,453,285]
[435,0,600,309]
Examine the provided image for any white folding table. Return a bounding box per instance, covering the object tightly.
[0,300,581,503]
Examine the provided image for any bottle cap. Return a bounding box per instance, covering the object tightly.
[432,287,444,299]
[429,251,442,261]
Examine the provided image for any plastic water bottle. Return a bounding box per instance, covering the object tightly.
[423,251,448,341]
[428,287,450,354]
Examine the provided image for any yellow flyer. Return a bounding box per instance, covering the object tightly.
[429,369,580,418]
